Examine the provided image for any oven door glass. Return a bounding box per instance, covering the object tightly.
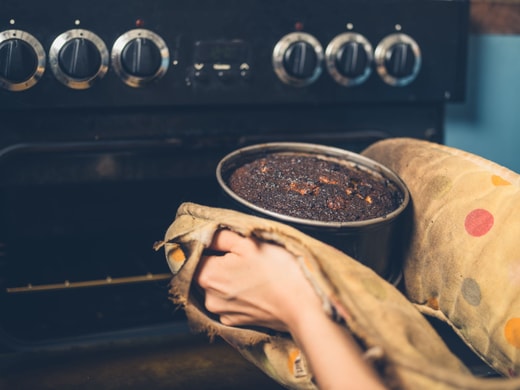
[0,142,222,346]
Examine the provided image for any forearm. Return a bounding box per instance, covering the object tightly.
[198,231,386,388]
[287,306,386,390]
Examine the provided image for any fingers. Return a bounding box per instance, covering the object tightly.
[195,253,229,290]
[196,230,239,289]
[194,255,210,289]
[209,229,253,254]
[198,283,253,326]
[205,296,288,331]
[195,248,242,293]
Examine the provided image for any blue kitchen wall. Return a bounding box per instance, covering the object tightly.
[445,34,520,173]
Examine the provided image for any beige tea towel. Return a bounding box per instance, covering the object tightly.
[363,137,520,378]
[155,197,520,389]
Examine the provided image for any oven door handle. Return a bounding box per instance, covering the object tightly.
[0,138,184,161]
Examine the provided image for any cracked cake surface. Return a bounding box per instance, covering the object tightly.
[227,153,403,223]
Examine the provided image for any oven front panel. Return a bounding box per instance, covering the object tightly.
[0,103,445,347]
[0,0,469,352]
[0,0,468,110]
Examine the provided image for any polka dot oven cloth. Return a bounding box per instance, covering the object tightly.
[362,137,520,378]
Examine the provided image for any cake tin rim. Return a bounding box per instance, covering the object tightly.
[216,142,410,229]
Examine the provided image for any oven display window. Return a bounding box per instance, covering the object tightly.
[194,40,250,64]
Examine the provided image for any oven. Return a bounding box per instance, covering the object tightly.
[0,0,470,387]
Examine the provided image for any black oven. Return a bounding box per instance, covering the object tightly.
[0,0,470,387]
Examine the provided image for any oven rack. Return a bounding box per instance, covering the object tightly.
[6,272,172,294]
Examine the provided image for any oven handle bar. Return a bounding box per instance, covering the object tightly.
[6,273,173,294]
[0,139,180,295]
[238,130,389,145]
[0,131,390,162]
[0,138,184,161]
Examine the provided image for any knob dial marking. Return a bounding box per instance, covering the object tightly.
[0,29,45,91]
[111,29,169,88]
[49,29,109,90]
[325,32,373,87]
[272,32,323,87]
[375,33,421,86]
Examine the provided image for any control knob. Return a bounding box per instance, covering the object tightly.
[49,29,109,89]
[272,32,323,87]
[375,33,421,86]
[111,29,169,88]
[325,33,373,87]
[0,30,45,91]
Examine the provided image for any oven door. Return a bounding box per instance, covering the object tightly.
[0,102,443,349]
[3,132,400,389]
[0,139,292,389]
[0,128,387,349]
[0,140,225,348]
[0,101,452,388]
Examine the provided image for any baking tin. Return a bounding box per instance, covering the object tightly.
[216,142,410,282]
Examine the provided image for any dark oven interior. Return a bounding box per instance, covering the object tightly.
[0,0,475,380]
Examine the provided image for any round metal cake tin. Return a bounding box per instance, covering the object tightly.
[216,142,410,282]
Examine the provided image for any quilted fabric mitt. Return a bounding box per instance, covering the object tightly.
[362,137,520,378]
[156,202,520,389]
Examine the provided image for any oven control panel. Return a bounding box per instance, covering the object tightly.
[0,0,469,109]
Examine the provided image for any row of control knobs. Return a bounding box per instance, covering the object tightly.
[273,31,421,87]
[0,28,421,91]
[0,28,169,91]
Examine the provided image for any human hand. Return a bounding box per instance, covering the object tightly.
[194,229,322,332]
[195,229,386,389]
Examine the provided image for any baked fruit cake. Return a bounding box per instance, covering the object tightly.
[226,152,404,223]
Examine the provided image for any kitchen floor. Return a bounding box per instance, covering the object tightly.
[0,318,499,390]
[0,334,287,390]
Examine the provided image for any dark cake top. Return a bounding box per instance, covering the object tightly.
[227,153,403,223]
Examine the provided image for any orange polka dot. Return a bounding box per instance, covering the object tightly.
[165,244,186,273]
[464,209,494,237]
[504,318,520,349]
[491,175,511,186]
[427,296,439,310]
[169,247,186,262]
[287,348,305,377]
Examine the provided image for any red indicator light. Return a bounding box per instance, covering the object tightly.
[295,21,304,31]
[135,19,145,28]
